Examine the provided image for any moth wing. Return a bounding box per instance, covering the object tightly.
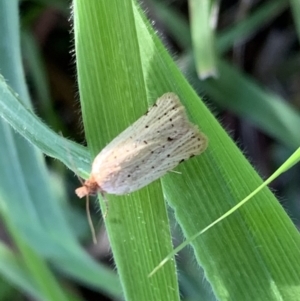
[111,125,207,194]
[94,92,185,156]
[91,93,179,168]
[92,93,207,194]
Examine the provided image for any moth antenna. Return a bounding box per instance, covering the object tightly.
[86,194,97,244]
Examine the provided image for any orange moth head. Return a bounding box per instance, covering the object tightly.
[75,178,99,198]
[75,186,89,198]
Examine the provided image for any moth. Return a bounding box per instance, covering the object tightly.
[75,93,208,242]
[76,92,208,199]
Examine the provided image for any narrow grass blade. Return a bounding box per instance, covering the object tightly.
[73,1,180,300]
[188,0,218,78]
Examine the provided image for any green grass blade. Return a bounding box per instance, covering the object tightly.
[0,243,45,300]
[217,0,288,53]
[73,1,179,301]
[150,147,300,276]
[188,0,218,78]
[0,1,70,300]
[180,54,300,149]
[154,0,296,150]
[134,3,300,300]
[152,1,191,49]
[0,1,121,298]
[0,74,90,173]
[21,29,64,131]
[0,74,122,297]
[199,59,300,149]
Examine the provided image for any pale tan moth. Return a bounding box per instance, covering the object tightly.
[75,93,208,241]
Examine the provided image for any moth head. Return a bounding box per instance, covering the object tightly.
[75,178,99,198]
